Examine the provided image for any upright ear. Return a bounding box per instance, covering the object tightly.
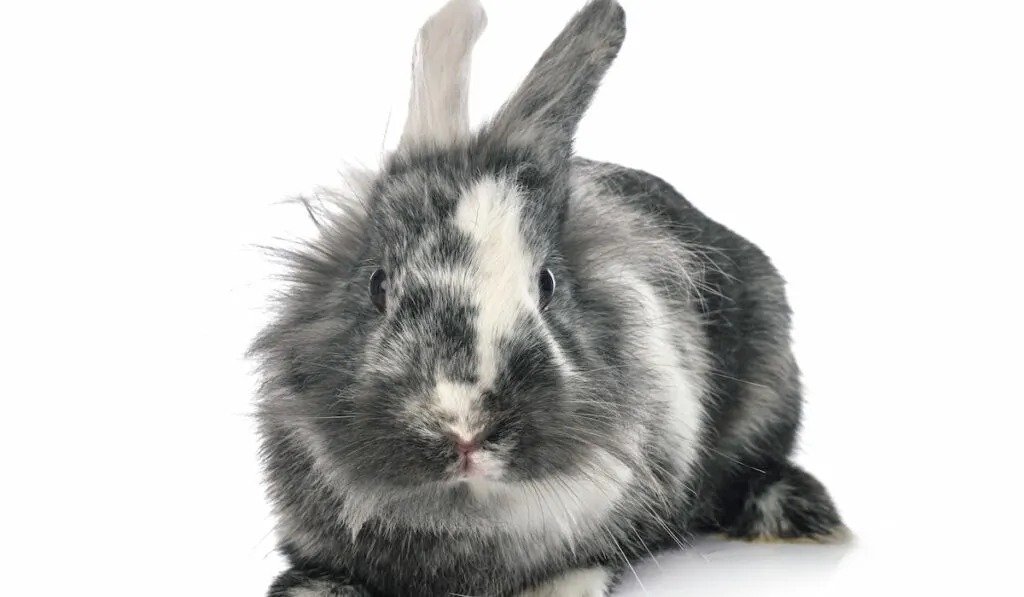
[484,0,626,163]
[396,0,488,153]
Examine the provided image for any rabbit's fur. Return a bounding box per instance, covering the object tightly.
[250,1,848,596]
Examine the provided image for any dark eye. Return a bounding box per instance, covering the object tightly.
[538,268,556,310]
[369,268,388,313]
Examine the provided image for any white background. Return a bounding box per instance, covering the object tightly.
[2,0,1022,595]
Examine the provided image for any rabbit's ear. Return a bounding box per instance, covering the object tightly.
[397,0,488,152]
[484,0,625,163]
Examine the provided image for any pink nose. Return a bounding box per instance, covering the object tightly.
[455,438,478,456]
[448,433,480,457]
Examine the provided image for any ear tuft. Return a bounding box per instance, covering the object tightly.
[397,0,488,152]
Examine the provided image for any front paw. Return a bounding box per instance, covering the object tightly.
[268,569,373,597]
[516,567,612,597]
[285,583,370,597]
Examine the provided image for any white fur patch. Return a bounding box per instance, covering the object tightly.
[434,378,482,439]
[622,273,707,479]
[288,582,339,597]
[452,176,576,387]
[516,566,612,597]
[454,177,536,386]
[332,444,632,545]
[458,447,507,480]
[750,479,790,537]
[483,447,633,541]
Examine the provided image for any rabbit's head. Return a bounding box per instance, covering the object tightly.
[253,0,639,535]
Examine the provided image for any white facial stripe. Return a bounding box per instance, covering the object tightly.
[429,177,576,477]
[418,265,575,379]
[454,177,536,387]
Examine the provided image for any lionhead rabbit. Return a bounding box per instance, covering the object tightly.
[249,1,848,595]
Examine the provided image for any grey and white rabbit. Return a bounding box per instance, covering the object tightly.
[249,1,849,595]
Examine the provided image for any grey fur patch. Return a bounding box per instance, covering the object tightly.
[485,0,626,163]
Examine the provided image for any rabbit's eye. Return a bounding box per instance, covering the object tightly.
[538,268,556,310]
[369,269,388,313]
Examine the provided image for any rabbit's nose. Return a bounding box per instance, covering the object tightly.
[446,432,480,457]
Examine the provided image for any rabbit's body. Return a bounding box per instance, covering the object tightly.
[252,2,846,596]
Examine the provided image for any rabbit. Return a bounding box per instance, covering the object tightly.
[248,0,849,596]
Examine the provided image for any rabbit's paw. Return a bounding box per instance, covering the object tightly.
[267,568,374,597]
[516,566,613,597]
[717,460,852,544]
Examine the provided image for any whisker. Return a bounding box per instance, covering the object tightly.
[606,528,647,596]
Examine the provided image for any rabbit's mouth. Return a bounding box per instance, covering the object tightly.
[441,429,514,483]
[344,445,636,538]
[446,446,506,483]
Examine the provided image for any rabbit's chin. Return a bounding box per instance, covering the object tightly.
[339,447,635,540]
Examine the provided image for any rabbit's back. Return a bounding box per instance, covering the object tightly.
[567,157,805,511]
